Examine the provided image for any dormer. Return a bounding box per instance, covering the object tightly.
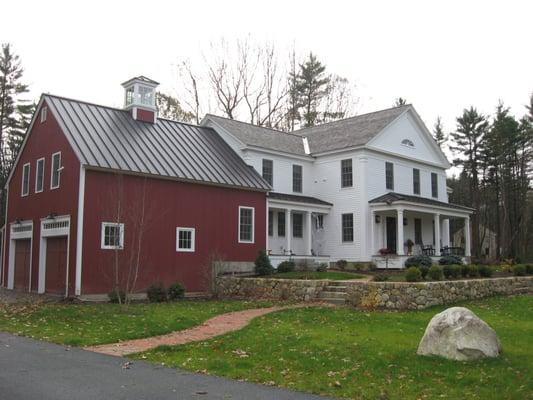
[121,76,159,123]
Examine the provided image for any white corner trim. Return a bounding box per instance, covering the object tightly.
[75,165,85,295]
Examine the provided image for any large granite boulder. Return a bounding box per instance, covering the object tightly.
[417,306,501,360]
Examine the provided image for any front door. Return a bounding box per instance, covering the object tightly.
[45,236,68,295]
[386,217,397,253]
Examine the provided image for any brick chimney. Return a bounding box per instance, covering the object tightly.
[121,76,159,123]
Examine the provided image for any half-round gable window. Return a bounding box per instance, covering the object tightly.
[401,139,415,148]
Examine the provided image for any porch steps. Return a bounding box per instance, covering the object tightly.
[319,281,348,305]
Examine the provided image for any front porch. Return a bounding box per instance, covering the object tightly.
[369,192,474,268]
[266,192,333,268]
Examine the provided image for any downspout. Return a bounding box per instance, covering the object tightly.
[75,164,85,296]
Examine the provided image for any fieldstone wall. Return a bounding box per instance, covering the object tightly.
[215,276,533,310]
[215,276,331,302]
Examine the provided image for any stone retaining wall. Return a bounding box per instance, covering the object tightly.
[215,276,533,310]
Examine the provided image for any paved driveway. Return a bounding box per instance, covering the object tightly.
[0,333,331,400]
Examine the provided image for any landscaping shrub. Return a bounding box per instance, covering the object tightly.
[439,255,463,265]
[451,264,463,279]
[255,250,273,276]
[428,265,443,280]
[277,261,295,273]
[373,273,389,282]
[336,259,348,270]
[467,264,479,278]
[147,282,167,303]
[167,282,185,300]
[478,264,493,278]
[404,255,432,268]
[405,267,422,282]
[419,265,430,279]
[461,264,470,278]
[513,264,526,276]
[526,264,533,274]
[442,264,454,279]
[316,263,328,272]
[108,289,126,303]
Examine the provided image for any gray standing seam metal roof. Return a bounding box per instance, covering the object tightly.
[204,114,307,155]
[45,95,270,191]
[268,192,333,206]
[203,106,410,156]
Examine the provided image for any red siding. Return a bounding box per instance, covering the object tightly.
[82,171,266,294]
[3,101,80,294]
[135,108,155,123]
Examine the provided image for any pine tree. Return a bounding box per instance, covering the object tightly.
[433,116,447,147]
[296,53,330,127]
[0,43,30,225]
[449,107,489,259]
[156,92,194,123]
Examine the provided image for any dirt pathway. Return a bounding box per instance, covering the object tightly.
[86,305,289,357]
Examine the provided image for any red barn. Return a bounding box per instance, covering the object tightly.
[1,77,269,298]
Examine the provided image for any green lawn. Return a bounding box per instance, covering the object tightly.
[269,271,364,280]
[136,295,533,400]
[0,300,272,347]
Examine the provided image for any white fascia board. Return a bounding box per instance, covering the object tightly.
[369,200,473,217]
[267,198,332,212]
[245,145,314,161]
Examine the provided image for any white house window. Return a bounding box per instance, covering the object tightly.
[139,86,154,106]
[401,138,415,148]
[431,172,438,198]
[262,159,273,186]
[292,165,302,193]
[35,158,45,193]
[341,159,353,188]
[385,162,394,191]
[342,213,354,242]
[21,163,30,196]
[268,210,273,237]
[40,107,47,123]
[238,206,255,243]
[176,227,195,252]
[51,152,62,189]
[125,86,135,106]
[315,214,324,229]
[292,213,303,238]
[101,222,124,250]
[413,168,420,195]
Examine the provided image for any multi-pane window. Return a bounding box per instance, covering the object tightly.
[385,162,394,190]
[277,211,286,237]
[139,86,154,106]
[262,159,273,186]
[413,168,420,195]
[40,107,47,123]
[315,215,324,229]
[414,218,422,244]
[21,163,30,196]
[342,213,354,242]
[176,227,195,252]
[125,87,135,106]
[292,213,303,238]
[431,173,438,198]
[35,158,45,193]
[268,210,273,237]
[239,207,254,243]
[292,165,302,193]
[341,159,353,188]
[51,152,61,189]
[101,222,124,250]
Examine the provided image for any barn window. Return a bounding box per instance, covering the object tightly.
[101,222,124,250]
[51,152,62,189]
[21,163,30,196]
[238,206,254,243]
[176,227,195,252]
[35,158,45,193]
[40,106,47,123]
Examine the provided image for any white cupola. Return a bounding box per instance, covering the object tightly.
[121,76,159,123]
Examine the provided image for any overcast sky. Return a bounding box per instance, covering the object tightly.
[2,0,532,144]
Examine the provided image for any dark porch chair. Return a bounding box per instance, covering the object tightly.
[421,245,435,256]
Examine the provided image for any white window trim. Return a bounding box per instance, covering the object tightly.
[101,222,124,250]
[40,106,47,123]
[21,162,30,197]
[176,227,196,252]
[50,151,62,190]
[238,206,255,244]
[35,157,45,193]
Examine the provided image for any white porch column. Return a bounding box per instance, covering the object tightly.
[305,211,312,255]
[434,213,441,256]
[286,209,292,255]
[464,216,471,257]
[396,209,404,255]
[442,218,450,248]
[369,210,375,257]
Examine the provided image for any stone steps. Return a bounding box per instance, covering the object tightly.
[319,285,348,305]
[324,285,347,292]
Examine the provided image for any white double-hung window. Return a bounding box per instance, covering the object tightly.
[101,222,124,250]
[51,152,62,189]
[21,163,30,196]
[238,206,255,243]
[176,227,195,252]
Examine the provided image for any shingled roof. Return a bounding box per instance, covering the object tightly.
[202,106,410,156]
[44,94,270,191]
